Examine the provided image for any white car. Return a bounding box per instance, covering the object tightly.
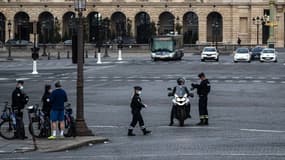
[233,47,251,63]
[260,48,277,63]
[201,47,219,61]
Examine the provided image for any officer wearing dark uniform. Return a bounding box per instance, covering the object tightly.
[191,73,211,125]
[11,80,29,139]
[128,86,151,136]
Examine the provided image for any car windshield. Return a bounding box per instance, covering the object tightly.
[263,49,274,53]
[252,47,263,52]
[204,48,216,52]
[236,48,249,53]
[151,40,174,52]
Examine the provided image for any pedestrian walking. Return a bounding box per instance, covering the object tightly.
[191,73,211,126]
[41,84,52,118]
[237,37,241,46]
[128,86,151,136]
[48,81,68,140]
[11,80,29,139]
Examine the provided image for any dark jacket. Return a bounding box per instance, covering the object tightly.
[42,92,52,114]
[50,88,67,111]
[192,79,211,96]
[12,87,29,111]
[130,94,146,112]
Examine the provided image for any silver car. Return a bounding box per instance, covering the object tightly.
[201,47,219,62]
[260,48,277,63]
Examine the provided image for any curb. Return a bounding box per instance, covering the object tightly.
[39,136,108,152]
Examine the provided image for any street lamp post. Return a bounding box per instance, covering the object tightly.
[212,22,219,49]
[7,20,12,60]
[74,0,94,136]
[252,16,264,45]
[41,21,48,56]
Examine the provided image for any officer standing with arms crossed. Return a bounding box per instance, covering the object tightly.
[128,86,151,136]
[191,72,211,126]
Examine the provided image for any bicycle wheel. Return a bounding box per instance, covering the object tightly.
[0,120,15,140]
[29,121,41,138]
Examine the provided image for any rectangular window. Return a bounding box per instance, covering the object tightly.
[239,17,248,33]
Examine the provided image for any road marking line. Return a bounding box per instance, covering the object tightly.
[245,76,253,79]
[240,129,285,133]
[272,77,280,80]
[86,79,93,82]
[211,80,219,83]
[281,81,285,84]
[127,79,135,82]
[252,80,261,83]
[0,78,9,80]
[99,76,108,79]
[238,80,247,83]
[89,125,120,128]
[87,77,95,79]
[266,81,275,83]
[225,80,233,83]
[113,79,122,81]
[155,80,163,82]
[258,76,266,79]
[232,76,240,79]
[141,80,150,82]
[16,78,30,81]
[113,76,121,79]
[99,79,108,82]
[72,80,76,82]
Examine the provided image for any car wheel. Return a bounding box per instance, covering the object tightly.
[248,60,251,63]
[216,58,219,62]
[274,60,277,63]
[201,59,205,62]
[260,60,264,63]
[234,61,237,63]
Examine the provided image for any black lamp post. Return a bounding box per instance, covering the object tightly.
[103,18,110,57]
[212,22,219,49]
[7,20,12,60]
[18,20,22,44]
[74,0,94,136]
[41,21,48,56]
[252,16,264,45]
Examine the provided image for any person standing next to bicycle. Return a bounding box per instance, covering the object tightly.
[11,80,29,139]
[41,84,52,118]
[48,81,67,140]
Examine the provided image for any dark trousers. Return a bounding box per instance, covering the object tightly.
[13,111,26,139]
[199,96,208,119]
[130,111,145,128]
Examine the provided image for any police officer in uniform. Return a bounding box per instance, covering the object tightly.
[128,86,151,136]
[191,73,211,125]
[11,80,29,139]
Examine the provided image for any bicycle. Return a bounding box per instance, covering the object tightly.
[63,103,76,137]
[0,102,24,140]
[27,104,51,138]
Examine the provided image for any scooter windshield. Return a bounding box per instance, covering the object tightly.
[175,86,187,97]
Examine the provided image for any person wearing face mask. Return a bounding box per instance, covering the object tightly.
[191,72,211,126]
[41,84,52,118]
[128,86,151,136]
[11,80,29,139]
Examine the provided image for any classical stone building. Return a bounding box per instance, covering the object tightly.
[0,0,284,47]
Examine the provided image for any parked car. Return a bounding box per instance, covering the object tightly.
[15,40,33,46]
[5,39,17,46]
[251,46,264,60]
[233,47,251,63]
[260,48,277,63]
[201,46,219,62]
[63,40,72,46]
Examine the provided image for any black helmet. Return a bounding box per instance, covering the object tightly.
[177,78,185,85]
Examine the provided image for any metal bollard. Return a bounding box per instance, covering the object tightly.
[48,52,51,60]
[118,49,122,61]
[85,50,88,58]
[57,51,60,59]
[67,51,70,59]
[97,52,102,64]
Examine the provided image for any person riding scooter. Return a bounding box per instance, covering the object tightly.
[169,78,193,126]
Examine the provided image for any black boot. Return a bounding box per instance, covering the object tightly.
[128,129,136,136]
[142,128,151,135]
[196,119,205,126]
[204,118,209,125]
